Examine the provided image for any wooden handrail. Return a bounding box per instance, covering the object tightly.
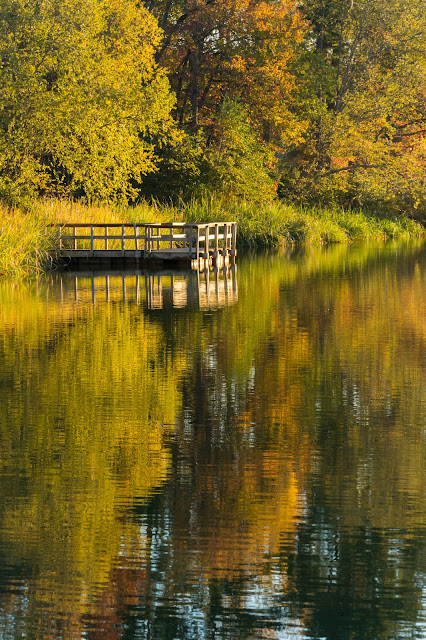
[50,222,237,228]
[53,221,237,267]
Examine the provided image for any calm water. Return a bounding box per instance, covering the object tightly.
[0,242,425,640]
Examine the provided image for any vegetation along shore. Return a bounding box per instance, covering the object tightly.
[1,198,424,277]
[0,0,425,275]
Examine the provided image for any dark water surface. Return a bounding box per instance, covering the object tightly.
[0,242,425,640]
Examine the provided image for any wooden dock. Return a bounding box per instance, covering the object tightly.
[54,222,237,270]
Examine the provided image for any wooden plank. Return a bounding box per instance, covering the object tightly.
[203,224,210,258]
[232,223,237,256]
[146,226,151,256]
[54,221,237,229]
[147,234,187,242]
[57,223,136,229]
[186,226,194,258]
[214,224,219,257]
[60,234,146,241]
[58,250,144,258]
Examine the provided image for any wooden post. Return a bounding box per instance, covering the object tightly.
[73,226,77,250]
[214,224,219,260]
[196,226,200,260]
[204,224,210,258]
[134,224,138,252]
[90,225,94,256]
[223,224,228,257]
[147,226,151,256]
[231,223,237,260]
[121,224,125,256]
[186,225,192,258]
[105,226,109,250]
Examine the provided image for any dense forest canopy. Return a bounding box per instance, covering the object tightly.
[0,0,425,213]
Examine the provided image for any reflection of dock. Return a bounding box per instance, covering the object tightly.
[56,267,238,310]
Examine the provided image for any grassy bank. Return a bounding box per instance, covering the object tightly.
[0,197,424,277]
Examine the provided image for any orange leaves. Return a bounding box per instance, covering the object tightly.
[151,0,309,143]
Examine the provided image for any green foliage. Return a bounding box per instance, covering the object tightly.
[290,0,426,215]
[0,0,424,219]
[0,0,175,203]
[139,129,211,201]
[142,100,277,202]
[204,100,277,201]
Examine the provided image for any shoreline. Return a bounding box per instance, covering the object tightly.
[1,198,425,277]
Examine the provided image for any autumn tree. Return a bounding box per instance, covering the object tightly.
[0,0,175,203]
[140,99,277,201]
[281,0,426,214]
[147,0,308,147]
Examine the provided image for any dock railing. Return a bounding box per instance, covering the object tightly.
[55,222,237,268]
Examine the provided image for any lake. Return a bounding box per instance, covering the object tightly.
[0,241,425,639]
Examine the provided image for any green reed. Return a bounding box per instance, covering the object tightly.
[0,197,424,276]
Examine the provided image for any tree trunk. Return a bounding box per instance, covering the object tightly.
[189,49,200,128]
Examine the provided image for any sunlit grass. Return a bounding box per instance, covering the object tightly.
[173,196,424,246]
[0,205,58,277]
[0,196,424,276]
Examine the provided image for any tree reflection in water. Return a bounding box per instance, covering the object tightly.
[0,242,425,639]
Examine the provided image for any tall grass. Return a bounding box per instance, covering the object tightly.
[1,196,424,277]
[0,206,57,277]
[176,196,424,246]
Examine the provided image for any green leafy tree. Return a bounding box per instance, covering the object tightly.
[204,99,277,201]
[0,0,175,203]
[280,0,426,214]
[141,99,277,201]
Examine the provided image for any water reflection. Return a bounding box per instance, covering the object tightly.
[54,266,238,310]
[0,241,425,639]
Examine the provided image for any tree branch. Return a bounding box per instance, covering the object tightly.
[319,163,382,178]
[155,0,219,63]
[394,129,426,138]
